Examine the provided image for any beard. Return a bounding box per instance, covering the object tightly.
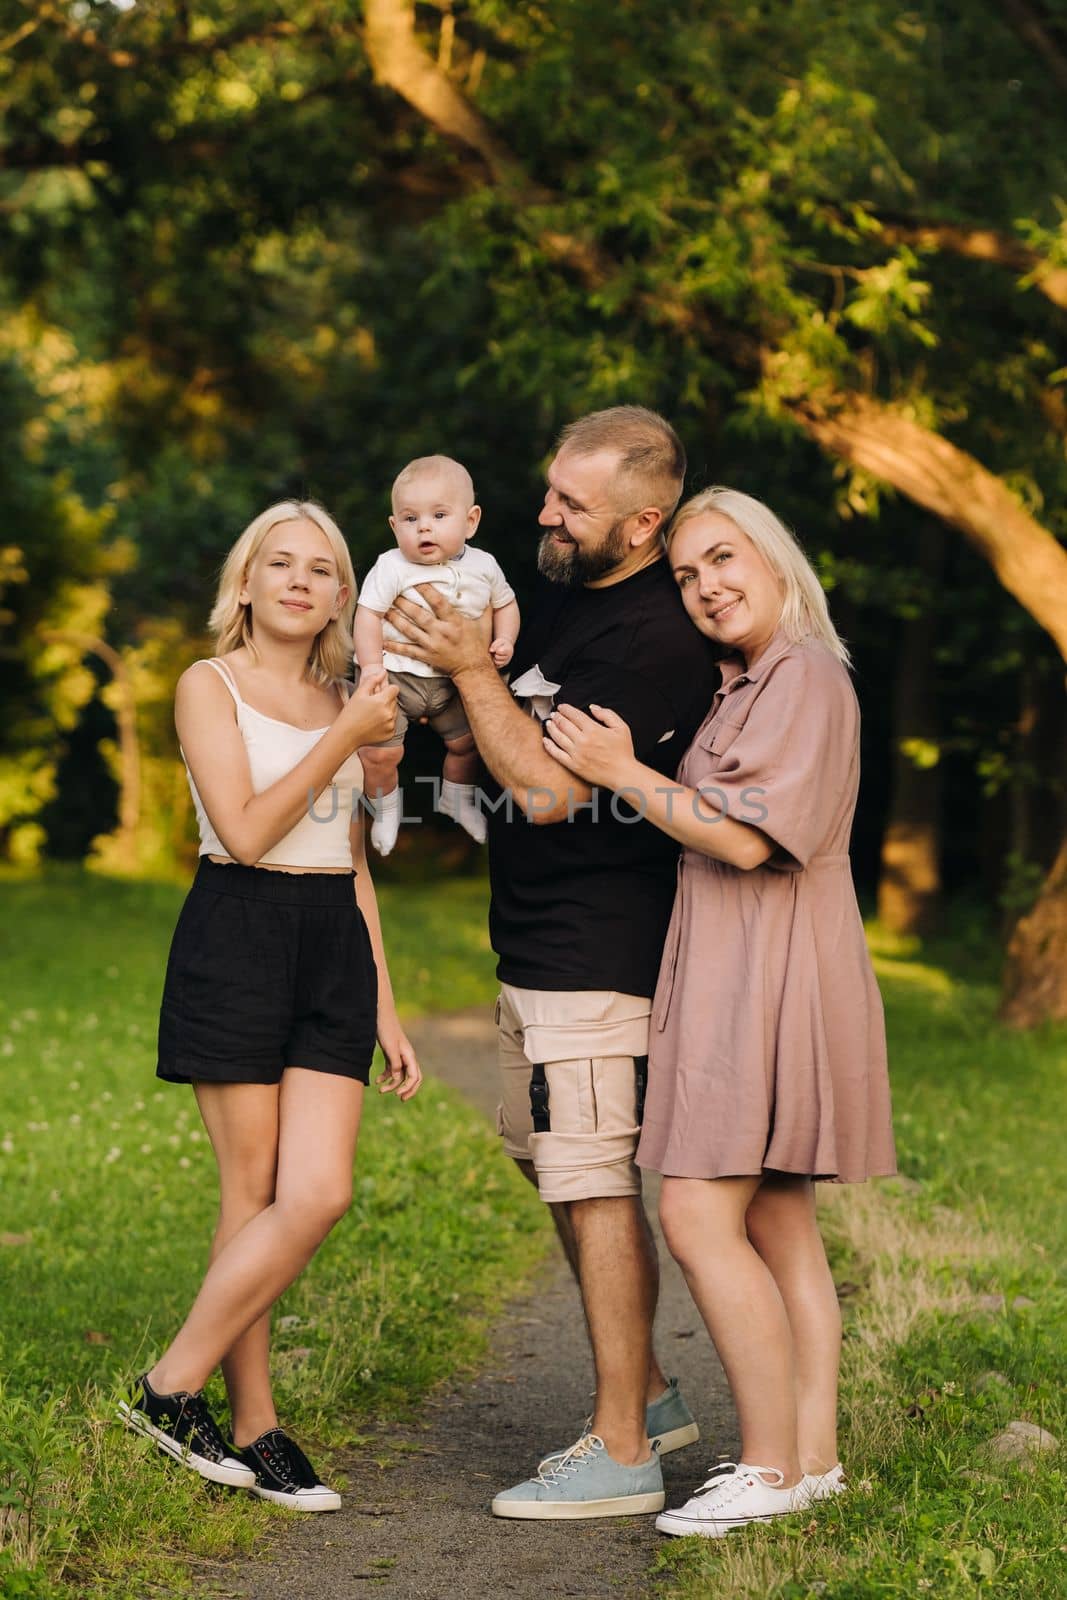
[536,519,630,588]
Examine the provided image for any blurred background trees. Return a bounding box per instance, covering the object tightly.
[1,0,1064,1018]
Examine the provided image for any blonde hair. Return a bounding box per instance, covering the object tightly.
[556,406,686,520]
[208,500,356,685]
[392,454,475,507]
[668,487,851,666]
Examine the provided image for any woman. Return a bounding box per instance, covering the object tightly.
[543,487,894,1537]
[120,500,421,1512]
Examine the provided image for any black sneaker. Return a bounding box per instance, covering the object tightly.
[233,1428,341,1511]
[118,1374,256,1488]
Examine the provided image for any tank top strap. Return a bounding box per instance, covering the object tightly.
[198,657,243,709]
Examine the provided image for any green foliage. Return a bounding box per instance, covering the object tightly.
[0,1,1063,883]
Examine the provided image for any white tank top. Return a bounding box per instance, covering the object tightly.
[185,659,365,870]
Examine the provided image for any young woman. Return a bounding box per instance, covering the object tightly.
[120,500,420,1512]
[543,487,895,1537]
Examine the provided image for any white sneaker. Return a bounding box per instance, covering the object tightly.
[803,1463,846,1502]
[655,1461,808,1538]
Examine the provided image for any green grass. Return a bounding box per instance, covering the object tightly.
[0,869,539,1598]
[653,924,1067,1600]
[3,875,1064,1598]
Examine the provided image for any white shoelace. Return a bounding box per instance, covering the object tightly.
[534,1432,605,1487]
[691,1462,786,1508]
[537,1418,594,1471]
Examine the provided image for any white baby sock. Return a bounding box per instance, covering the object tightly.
[437,779,487,844]
[369,787,401,856]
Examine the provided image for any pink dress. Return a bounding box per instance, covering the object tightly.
[637,633,895,1183]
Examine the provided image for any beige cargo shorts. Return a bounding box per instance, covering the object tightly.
[495,984,651,1204]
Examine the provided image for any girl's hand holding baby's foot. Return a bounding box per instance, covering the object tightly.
[489,638,513,667]
[345,667,399,748]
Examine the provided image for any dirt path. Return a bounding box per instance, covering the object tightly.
[211,1009,736,1600]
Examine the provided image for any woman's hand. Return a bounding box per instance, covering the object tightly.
[375,1011,422,1101]
[344,667,399,748]
[543,703,636,791]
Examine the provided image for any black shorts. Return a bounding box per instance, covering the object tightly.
[157,860,378,1086]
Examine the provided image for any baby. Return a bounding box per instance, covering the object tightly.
[354,454,520,854]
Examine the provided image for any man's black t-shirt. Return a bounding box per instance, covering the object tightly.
[486,558,720,996]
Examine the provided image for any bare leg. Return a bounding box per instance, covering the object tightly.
[358,743,403,800]
[572,1194,657,1463]
[149,1070,363,1399]
[442,731,479,784]
[745,1175,841,1475]
[659,1175,802,1485]
[515,1156,581,1278]
[515,1157,668,1408]
[194,1082,281,1444]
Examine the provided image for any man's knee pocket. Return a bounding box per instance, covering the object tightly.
[527,1053,642,1203]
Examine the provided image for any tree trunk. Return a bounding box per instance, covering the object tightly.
[1000,834,1067,1026]
[877,531,945,935]
[788,395,1067,664]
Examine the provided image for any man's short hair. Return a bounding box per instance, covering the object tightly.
[555,406,686,520]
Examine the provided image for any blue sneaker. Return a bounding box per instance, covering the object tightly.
[539,1378,699,1469]
[645,1377,700,1454]
[492,1434,665,1520]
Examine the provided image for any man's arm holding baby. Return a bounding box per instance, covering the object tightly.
[386,588,591,824]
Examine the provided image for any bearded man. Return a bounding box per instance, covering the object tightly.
[387,406,718,1518]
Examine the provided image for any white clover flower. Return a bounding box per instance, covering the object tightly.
[105,1147,121,1163]
[69,1113,82,1126]
[178,1156,191,1169]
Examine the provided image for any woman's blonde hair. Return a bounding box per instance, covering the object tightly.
[208,500,356,685]
[667,487,850,666]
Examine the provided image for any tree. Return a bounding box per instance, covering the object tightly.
[3,0,1065,1014]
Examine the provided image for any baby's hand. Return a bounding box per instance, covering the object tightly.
[489,638,514,667]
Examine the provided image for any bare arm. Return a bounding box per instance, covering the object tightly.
[177,663,398,866]
[351,813,421,1099]
[488,598,521,666]
[353,605,386,667]
[545,703,773,870]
